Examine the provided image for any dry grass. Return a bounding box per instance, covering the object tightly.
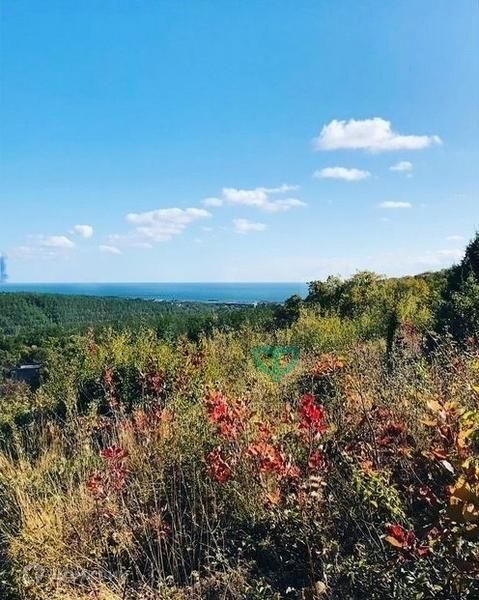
[1,325,479,599]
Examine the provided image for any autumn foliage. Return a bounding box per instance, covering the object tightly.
[0,326,479,600]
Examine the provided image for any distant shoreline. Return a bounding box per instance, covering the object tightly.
[0,282,308,304]
[0,291,258,307]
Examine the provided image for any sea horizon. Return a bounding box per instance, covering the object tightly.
[0,281,309,304]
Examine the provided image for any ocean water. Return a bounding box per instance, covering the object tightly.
[0,282,308,304]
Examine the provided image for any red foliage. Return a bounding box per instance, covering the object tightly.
[100,445,128,462]
[308,450,326,472]
[385,524,430,559]
[299,393,328,439]
[87,445,129,499]
[143,370,165,397]
[103,367,114,390]
[206,447,233,484]
[86,472,106,500]
[387,524,416,547]
[247,440,299,480]
[206,390,247,440]
[378,421,407,447]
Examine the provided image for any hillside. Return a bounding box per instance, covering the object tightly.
[0,237,478,599]
[0,293,262,335]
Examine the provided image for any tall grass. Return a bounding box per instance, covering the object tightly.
[0,321,478,599]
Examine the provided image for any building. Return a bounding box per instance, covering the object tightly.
[11,364,42,390]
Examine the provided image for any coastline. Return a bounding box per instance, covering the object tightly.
[0,282,308,304]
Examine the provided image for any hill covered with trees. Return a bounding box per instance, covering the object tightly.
[0,292,278,337]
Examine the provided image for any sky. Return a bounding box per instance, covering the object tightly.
[0,0,478,283]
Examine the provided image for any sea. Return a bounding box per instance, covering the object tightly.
[0,282,308,304]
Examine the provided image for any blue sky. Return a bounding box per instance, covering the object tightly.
[1,0,478,282]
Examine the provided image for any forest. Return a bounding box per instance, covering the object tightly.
[0,234,478,599]
[0,295,277,379]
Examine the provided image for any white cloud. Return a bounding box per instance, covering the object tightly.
[262,198,307,213]
[446,235,464,242]
[40,235,75,249]
[233,218,266,234]
[223,187,269,208]
[259,184,300,194]
[204,184,305,213]
[314,166,371,181]
[202,197,223,207]
[313,118,442,152]
[127,207,209,233]
[13,234,75,260]
[72,224,94,238]
[111,207,211,247]
[108,235,153,249]
[379,201,412,209]
[390,160,413,173]
[99,245,121,255]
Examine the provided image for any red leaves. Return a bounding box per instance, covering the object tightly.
[206,447,232,484]
[385,524,430,559]
[206,390,247,440]
[417,484,439,507]
[207,391,228,422]
[386,524,413,546]
[299,393,328,439]
[415,545,430,558]
[86,472,106,500]
[103,367,115,390]
[378,421,407,448]
[204,391,247,485]
[143,370,165,397]
[87,445,129,500]
[205,391,327,487]
[247,440,299,480]
[100,445,128,462]
[308,450,325,472]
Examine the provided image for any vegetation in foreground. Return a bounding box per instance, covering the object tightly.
[0,235,478,599]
